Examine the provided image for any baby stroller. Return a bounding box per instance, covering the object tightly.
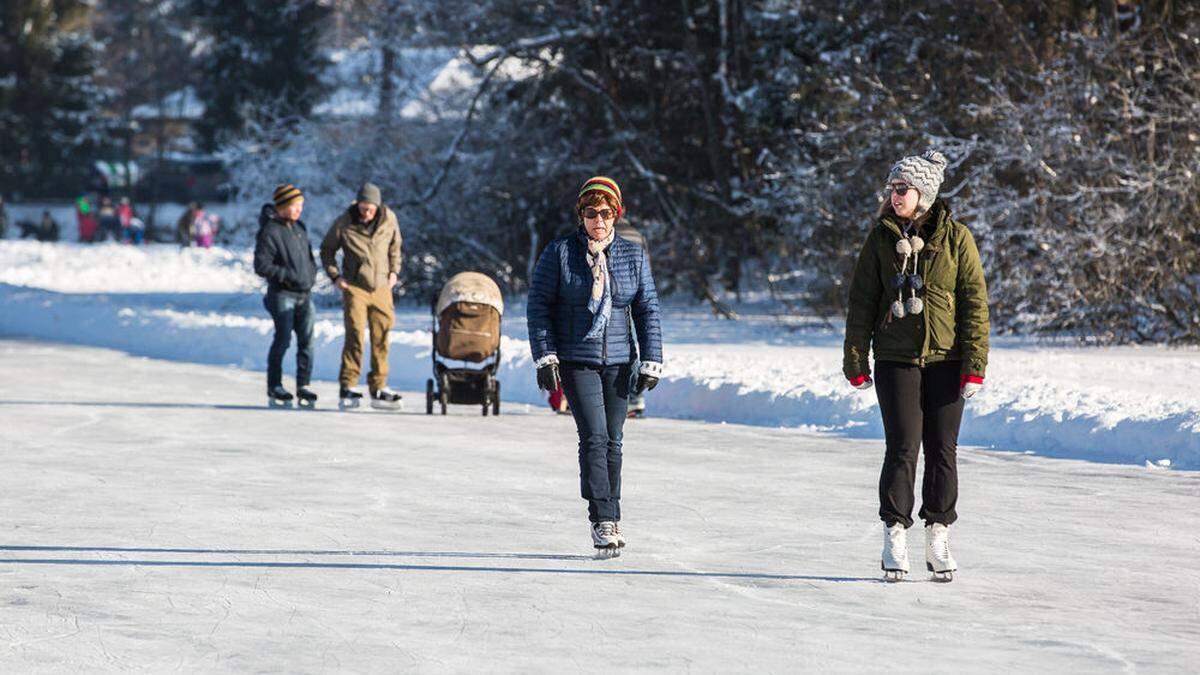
[426,272,504,415]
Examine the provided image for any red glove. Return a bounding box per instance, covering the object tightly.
[960,374,984,399]
[849,374,873,390]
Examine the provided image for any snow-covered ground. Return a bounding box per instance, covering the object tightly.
[1,341,1197,671]
[2,239,1198,470]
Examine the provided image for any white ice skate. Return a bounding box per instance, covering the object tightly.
[881,522,910,582]
[613,522,627,548]
[592,521,620,558]
[370,387,403,411]
[925,523,958,583]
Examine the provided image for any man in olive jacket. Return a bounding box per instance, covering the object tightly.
[320,182,403,407]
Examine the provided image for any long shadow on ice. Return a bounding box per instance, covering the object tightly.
[0,545,877,583]
[0,399,418,415]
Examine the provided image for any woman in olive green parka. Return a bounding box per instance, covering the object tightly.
[843,149,989,582]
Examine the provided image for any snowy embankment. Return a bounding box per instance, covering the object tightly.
[1,240,1197,470]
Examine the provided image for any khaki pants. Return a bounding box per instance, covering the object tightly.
[340,285,394,391]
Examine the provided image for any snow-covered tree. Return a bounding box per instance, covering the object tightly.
[0,0,108,197]
[189,0,332,151]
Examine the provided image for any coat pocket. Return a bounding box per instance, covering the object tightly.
[924,286,956,351]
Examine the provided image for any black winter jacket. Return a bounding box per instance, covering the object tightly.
[253,204,317,293]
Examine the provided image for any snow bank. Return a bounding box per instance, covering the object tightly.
[2,240,1198,470]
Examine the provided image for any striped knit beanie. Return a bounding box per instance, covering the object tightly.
[577,176,624,218]
[887,150,949,214]
[273,183,303,208]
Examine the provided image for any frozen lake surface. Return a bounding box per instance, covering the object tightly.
[0,341,1196,672]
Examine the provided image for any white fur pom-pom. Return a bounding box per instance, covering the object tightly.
[895,239,912,256]
[891,300,906,319]
[906,297,924,315]
[909,236,925,253]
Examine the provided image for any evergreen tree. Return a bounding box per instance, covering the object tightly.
[0,0,106,197]
[190,0,331,151]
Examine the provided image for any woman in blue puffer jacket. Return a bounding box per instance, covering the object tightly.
[527,176,663,555]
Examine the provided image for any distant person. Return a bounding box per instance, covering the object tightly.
[125,215,145,245]
[17,219,39,239]
[527,176,663,556]
[176,202,200,246]
[117,197,133,240]
[842,149,990,583]
[39,211,60,242]
[76,195,97,242]
[253,184,318,408]
[96,196,121,242]
[320,182,403,410]
[193,210,218,248]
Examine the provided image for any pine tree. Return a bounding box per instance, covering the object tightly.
[190,0,331,150]
[0,0,106,197]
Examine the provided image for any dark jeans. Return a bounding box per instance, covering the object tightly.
[264,290,315,390]
[874,359,964,528]
[560,361,633,523]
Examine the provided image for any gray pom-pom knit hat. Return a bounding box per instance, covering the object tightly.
[887,149,949,215]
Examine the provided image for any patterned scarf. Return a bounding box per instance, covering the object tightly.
[582,228,616,341]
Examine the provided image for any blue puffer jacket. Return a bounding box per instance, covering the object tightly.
[527,229,663,367]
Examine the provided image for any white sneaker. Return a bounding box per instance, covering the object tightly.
[925,523,957,581]
[882,522,910,580]
[613,522,627,548]
[591,521,618,549]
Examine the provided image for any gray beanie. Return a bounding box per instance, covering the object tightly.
[356,182,382,206]
[887,150,949,214]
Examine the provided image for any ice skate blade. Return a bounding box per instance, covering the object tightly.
[369,400,403,412]
[882,570,907,583]
[593,545,621,560]
[929,571,954,583]
[338,398,362,410]
[297,399,316,409]
[268,398,293,409]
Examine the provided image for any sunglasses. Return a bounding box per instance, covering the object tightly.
[582,207,616,221]
[890,184,915,196]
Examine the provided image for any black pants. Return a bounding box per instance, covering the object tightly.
[264,290,315,390]
[560,362,633,523]
[874,360,964,528]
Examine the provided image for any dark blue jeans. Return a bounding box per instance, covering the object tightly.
[264,290,315,390]
[560,361,633,522]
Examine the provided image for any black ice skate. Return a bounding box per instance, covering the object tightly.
[370,387,403,411]
[296,386,318,409]
[268,385,294,409]
[339,386,364,410]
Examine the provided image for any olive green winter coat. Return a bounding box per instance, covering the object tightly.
[843,199,990,380]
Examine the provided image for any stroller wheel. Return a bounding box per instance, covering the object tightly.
[425,379,434,415]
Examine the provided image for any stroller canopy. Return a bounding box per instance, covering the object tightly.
[436,272,504,317]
